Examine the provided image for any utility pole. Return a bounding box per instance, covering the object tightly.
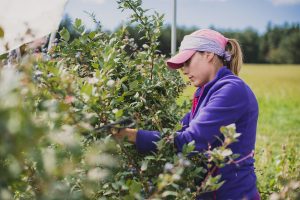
[171,0,177,56]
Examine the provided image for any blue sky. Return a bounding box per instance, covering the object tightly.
[64,0,300,33]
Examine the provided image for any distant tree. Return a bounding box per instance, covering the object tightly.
[222,28,260,63]
[269,31,300,64]
[262,22,300,64]
[158,25,171,56]
[158,25,197,57]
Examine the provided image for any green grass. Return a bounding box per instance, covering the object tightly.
[241,65,300,198]
[178,64,300,198]
[240,64,300,149]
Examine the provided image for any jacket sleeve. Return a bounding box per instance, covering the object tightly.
[174,82,249,152]
[135,111,191,154]
[135,129,161,154]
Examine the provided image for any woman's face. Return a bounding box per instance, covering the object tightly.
[181,52,215,87]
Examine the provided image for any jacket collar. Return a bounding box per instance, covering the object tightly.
[194,66,233,97]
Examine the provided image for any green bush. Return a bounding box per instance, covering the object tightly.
[1,0,250,199]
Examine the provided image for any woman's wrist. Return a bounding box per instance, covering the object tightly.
[116,128,137,143]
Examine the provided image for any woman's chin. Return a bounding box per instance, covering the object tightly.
[192,82,201,87]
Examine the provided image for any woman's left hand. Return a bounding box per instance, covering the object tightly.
[112,128,137,143]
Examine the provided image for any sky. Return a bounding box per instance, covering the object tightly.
[64,0,300,34]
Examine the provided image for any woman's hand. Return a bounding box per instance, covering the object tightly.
[112,128,137,143]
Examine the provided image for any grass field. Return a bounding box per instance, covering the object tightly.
[241,65,300,198]
[240,64,300,148]
[178,64,300,198]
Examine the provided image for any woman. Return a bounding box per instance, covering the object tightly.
[114,29,260,200]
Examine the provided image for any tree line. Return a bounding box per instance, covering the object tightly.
[126,22,300,64]
[58,16,300,64]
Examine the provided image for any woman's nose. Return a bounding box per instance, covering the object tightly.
[181,66,188,75]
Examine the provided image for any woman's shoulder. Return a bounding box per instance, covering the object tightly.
[212,74,258,106]
[214,74,248,92]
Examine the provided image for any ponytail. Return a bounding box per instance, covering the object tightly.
[225,39,243,76]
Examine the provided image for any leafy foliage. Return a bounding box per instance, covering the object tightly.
[1,1,254,199]
[256,144,300,200]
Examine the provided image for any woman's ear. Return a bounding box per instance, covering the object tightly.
[205,52,215,63]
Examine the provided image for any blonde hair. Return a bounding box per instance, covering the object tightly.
[225,39,243,76]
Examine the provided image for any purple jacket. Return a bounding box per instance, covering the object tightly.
[136,66,259,199]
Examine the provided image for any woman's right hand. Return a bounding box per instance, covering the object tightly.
[112,128,137,143]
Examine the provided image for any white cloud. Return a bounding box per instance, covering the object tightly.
[80,0,107,5]
[271,0,300,5]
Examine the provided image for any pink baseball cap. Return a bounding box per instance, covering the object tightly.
[166,29,229,69]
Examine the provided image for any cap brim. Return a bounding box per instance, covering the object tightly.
[166,50,196,69]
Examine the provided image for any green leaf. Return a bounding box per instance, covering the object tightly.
[88,31,96,39]
[59,27,70,42]
[111,182,119,190]
[0,26,4,38]
[128,180,142,196]
[116,96,124,102]
[115,109,123,118]
[174,122,182,131]
[162,191,178,197]
[221,149,232,157]
[141,160,148,171]
[182,140,195,155]
[121,84,128,92]
[120,76,128,83]
[144,155,156,160]
[81,84,93,96]
[75,18,82,28]
[91,62,99,69]
[103,190,114,196]
[129,80,139,90]
[155,139,165,151]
